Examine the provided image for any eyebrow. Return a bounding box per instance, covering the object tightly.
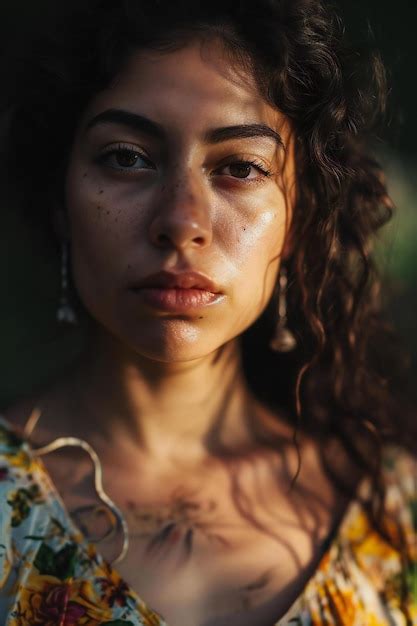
[85,108,285,150]
[85,109,166,140]
[205,123,284,149]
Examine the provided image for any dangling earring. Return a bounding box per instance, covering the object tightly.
[269,265,297,352]
[57,241,78,325]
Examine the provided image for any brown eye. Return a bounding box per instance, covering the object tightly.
[216,159,271,180]
[228,163,252,178]
[98,146,155,171]
[116,150,140,168]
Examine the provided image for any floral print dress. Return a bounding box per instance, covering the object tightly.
[0,415,416,626]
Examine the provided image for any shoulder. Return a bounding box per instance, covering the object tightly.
[380,444,416,518]
[381,443,416,483]
[0,414,46,529]
[380,445,416,553]
[304,445,416,624]
[352,444,416,541]
[1,395,39,436]
[0,416,168,626]
[340,444,416,592]
[0,416,69,599]
[0,414,45,606]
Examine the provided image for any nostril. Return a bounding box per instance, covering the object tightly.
[156,234,171,246]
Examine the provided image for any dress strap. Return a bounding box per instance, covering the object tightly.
[23,406,42,439]
[23,406,129,566]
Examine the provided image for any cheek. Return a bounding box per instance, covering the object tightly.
[228,199,287,296]
[64,173,131,324]
[65,166,135,271]
[217,194,288,333]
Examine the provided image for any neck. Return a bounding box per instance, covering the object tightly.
[56,327,259,466]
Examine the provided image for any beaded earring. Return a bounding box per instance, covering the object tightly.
[57,241,78,325]
[269,265,297,352]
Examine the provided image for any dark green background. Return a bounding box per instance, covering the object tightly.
[0,1,416,406]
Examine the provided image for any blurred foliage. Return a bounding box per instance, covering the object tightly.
[375,154,417,383]
[376,156,417,284]
[336,0,417,158]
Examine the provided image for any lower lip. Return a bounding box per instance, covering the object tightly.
[132,287,225,313]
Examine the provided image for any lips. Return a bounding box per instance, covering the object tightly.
[131,270,221,293]
[139,287,222,311]
[129,270,224,313]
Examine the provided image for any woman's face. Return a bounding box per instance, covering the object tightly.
[64,38,296,362]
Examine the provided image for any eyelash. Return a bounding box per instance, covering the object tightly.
[96,144,154,169]
[231,159,273,178]
[96,144,273,181]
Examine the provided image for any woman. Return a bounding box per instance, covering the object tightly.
[0,0,415,624]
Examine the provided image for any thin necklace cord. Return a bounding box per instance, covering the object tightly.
[23,407,129,565]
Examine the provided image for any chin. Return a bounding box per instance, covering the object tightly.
[118,320,222,363]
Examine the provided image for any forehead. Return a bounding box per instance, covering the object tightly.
[79,39,286,138]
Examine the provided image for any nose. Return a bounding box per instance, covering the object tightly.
[148,169,213,251]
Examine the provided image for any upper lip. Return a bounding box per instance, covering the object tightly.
[132,270,221,293]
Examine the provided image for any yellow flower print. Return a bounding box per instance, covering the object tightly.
[10,574,86,626]
[10,573,113,626]
[7,484,45,527]
[137,597,165,626]
[68,579,115,623]
[6,450,33,471]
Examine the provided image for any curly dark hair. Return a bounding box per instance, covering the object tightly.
[1,0,415,614]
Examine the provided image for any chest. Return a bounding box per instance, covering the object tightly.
[38,448,347,626]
